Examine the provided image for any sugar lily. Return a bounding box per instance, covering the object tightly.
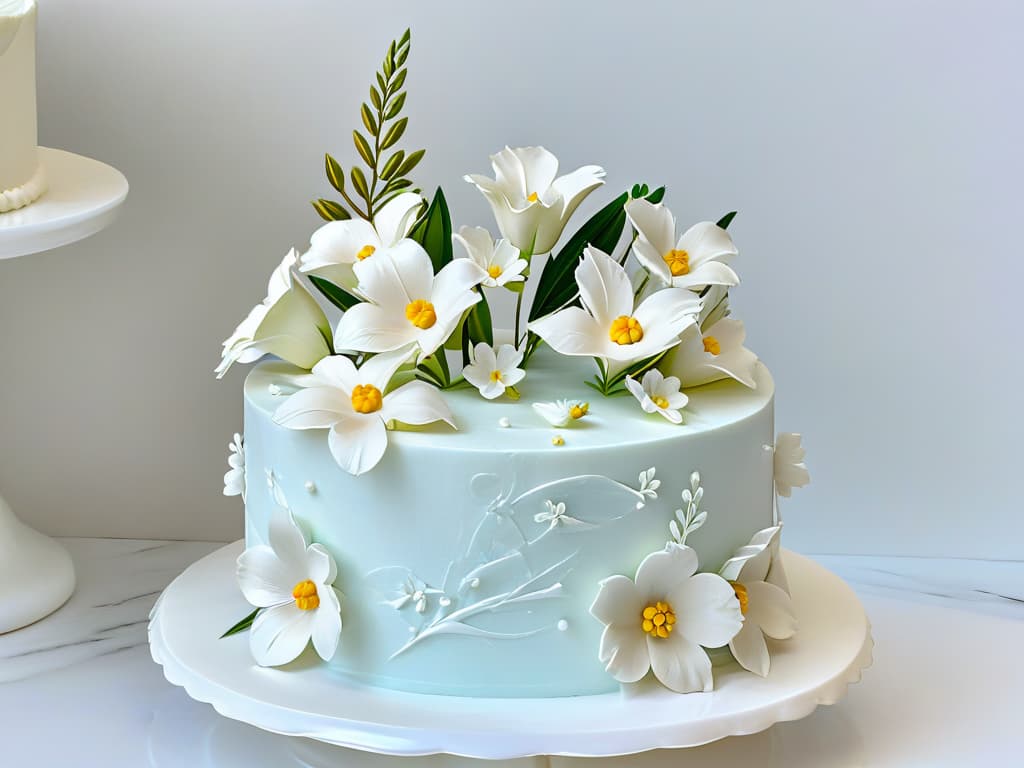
[299,192,424,289]
[625,369,688,424]
[590,543,743,693]
[465,146,605,255]
[532,399,589,427]
[773,433,810,498]
[625,199,739,291]
[333,239,486,361]
[453,226,527,289]
[273,348,456,475]
[718,526,797,676]
[528,246,702,382]
[462,342,525,400]
[662,316,758,389]
[216,249,333,378]
[235,506,343,667]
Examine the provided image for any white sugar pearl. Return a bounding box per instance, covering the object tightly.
[557,619,569,632]
[304,481,317,494]
[498,417,511,428]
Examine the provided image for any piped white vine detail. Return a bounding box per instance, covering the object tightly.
[669,471,707,545]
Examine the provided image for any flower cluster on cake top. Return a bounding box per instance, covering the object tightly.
[215,29,762,476]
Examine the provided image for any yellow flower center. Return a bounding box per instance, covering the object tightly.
[730,580,749,615]
[292,580,320,611]
[641,600,677,639]
[663,249,690,276]
[653,395,670,409]
[487,264,503,279]
[356,244,376,261]
[527,192,539,203]
[703,335,721,355]
[405,299,437,329]
[569,402,589,420]
[350,383,383,414]
[489,369,503,383]
[609,316,644,345]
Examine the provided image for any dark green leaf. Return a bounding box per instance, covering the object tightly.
[716,211,737,230]
[373,177,414,203]
[312,198,351,221]
[384,91,406,120]
[220,608,259,639]
[325,153,345,194]
[397,148,425,176]
[370,85,382,110]
[396,43,410,67]
[467,291,493,346]
[309,275,361,311]
[408,187,453,272]
[350,166,370,202]
[352,130,375,168]
[391,68,407,91]
[380,117,408,150]
[646,185,666,204]
[399,28,411,47]
[360,103,378,136]
[380,150,405,181]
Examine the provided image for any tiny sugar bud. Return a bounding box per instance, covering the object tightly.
[498,416,511,428]
[552,435,565,446]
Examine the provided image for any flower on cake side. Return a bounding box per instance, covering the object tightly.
[216,249,333,378]
[718,526,797,676]
[773,432,811,498]
[223,433,246,500]
[590,542,742,693]
[234,505,343,667]
[273,347,455,475]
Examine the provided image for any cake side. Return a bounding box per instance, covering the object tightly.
[0,0,45,212]
[240,354,776,696]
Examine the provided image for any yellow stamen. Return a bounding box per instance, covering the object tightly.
[292,580,320,611]
[609,316,644,345]
[653,395,670,409]
[663,249,690,276]
[350,383,383,414]
[487,264,503,279]
[552,435,565,446]
[527,192,539,203]
[356,244,376,261]
[641,600,676,638]
[703,335,721,355]
[729,581,749,615]
[405,299,437,329]
[569,402,589,420]
[489,370,503,383]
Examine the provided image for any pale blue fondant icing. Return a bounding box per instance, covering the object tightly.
[243,349,776,697]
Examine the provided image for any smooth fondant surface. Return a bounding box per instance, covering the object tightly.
[0,0,43,211]
[242,349,776,696]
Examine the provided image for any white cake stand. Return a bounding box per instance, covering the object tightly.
[149,543,872,761]
[0,147,128,633]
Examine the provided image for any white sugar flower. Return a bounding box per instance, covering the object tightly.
[453,226,527,289]
[625,199,739,291]
[223,433,246,500]
[591,543,743,693]
[533,499,593,530]
[273,348,456,475]
[333,240,486,361]
[299,192,424,288]
[625,369,688,424]
[216,249,333,378]
[465,146,605,254]
[235,507,343,667]
[528,246,702,379]
[385,574,443,615]
[721,525,790,597]
[662,317,758,389]
[532,399,589,427]
[773,433,810,497]
[462,342,525,400]
[718,526,797,676]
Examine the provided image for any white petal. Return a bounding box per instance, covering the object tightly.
[551,164,605,214]
[249,602,314,667]
[268,508,311,574]
[670,572,744,649]
[327,413,389,475]
[729,620,770,677]
[310,355,360,392]
[528,307,606,359]
[494,343,524,373]
[358,347,416,392]
[625,199,677,260]
[310,590,343,661]
[302,219,379,271]
[577,246,635,327]
[488,147,528,197]
[305,543,337,586]
[273,387,349,430]
[647,631,714,693]
[590,574,644,627]
[333,302,418,355]
[745,581,798,639]
[373,193,424,245]
[453,226,496,269]
[513,146,560,197]
[236,545,294,608]
[354,239,434,309]
[598,624,651,684]
[635,543,698,602]
[532,401,571,427]
[671,260,739,291]
[380,381,456,428]
[678,221,738,266]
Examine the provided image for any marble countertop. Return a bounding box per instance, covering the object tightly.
[1,539,1021,767]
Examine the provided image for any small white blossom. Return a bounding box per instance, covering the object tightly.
[462,343,525,400]
[625,369,688,424]
[774,433,810,497]
[532,399,590,427]
[223,433,246,500]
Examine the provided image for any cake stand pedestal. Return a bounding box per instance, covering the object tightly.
[0,147,128,633]
[150,543,873,761]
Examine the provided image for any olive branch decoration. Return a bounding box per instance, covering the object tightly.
[313,29,426,223]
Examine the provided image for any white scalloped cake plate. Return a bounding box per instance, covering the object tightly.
[149,542,872,760]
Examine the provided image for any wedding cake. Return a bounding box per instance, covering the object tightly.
[0,0,46,213]
[216,30,810,698]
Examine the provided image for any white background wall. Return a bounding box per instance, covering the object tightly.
[1,0,1020,558]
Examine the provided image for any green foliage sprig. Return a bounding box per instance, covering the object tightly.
[314,29,426,223]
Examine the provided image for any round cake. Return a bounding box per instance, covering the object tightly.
[242,351,776,696]
[0,0,46,213]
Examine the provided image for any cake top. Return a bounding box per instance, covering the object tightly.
[217,29,764,476]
